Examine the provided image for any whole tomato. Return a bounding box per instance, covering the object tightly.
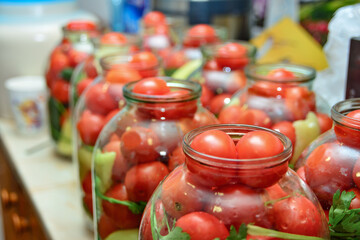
[120,126,160,164]
[216,42,249,69]
[221,108,272,128]
[175,212,229,240]
[133,77,170,95]
[143,11,167,26]
[168,146,185,171]
[102,184,142,229]
[285,87,315,121]
[200,84,215,109]
[304,141,357,208]
[349,188,360,209]
[315,112,333,134]
[190,129,237,159]
[51,79,70,104]
[130,52,159,78]
[105,66,141,84]
[100,32,127,45]
[164,50,188,69]
[205,184,271,229]
[184,24,217,47]
[98,214,119,239]
[272,195,322,237]
[267,68,295,80]
[161,166,204,219]
[208,93,232,115]
[85,83,118,116]
[77,110,105,146]
[124,161,169,202]
[68,49,89,67]
[334,109,360,148]
[271,121,296,149]
[76,77,93,96]
[236,130,284,159]
[49,51,70,74]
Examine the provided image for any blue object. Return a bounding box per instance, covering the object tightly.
[111,0,150,33]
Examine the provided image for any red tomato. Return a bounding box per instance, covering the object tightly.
[349,188,360,209]
[133,77,170,95]
[203,59,222,71]
[176,212,229,240]
[271,121,296,148]
[208,93,232,115]
[168,146,185,171]
[143,11,167,26]
[77,110,105,146]
[161,166,204,218]
[267,68,295,80]
[83,193,93,217]
[68,49,89,67]
[273,195,322,236]
[236,130,283,159]
[249,81,287,98]
[124,161,169,202]
[103,141,128,182]
[285,87,315,121]
[237,109,272,128]
[191,129,237,159]
[100,32,127,45]
[49,52,70,74]
[304,141,357,208]
[104,109,120,125]
[98,214,119,239]
[218,105,245,124]
[105,66,141,84]
[102,184,142,229]
[85,83,118,116]
[353,159,360,188]
[205,184,271,229]
[66,20,96,31]
[184,24,217,47]
[76,78,93,96]
[164,50,188,69]
[216,43,249,69]
[51,79,70,104]
[152,97,198,120]
[296,166,306,182]
[316,112,333,133]
[265,183,288,200]
[334,109,360,148]
[120,126,160,164]
[200,84,215,109]
[83,57,98,78]
[81,171,92,194]
[130,52,159,78]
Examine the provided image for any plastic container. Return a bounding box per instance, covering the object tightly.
[198,41,256,114]
[139,124,330,240]
[220,63,331,166]
[0,0,98,118]
[74,52,163,229]
[46,20,101,158]
[92,77,218,239]
[296,98,360,212]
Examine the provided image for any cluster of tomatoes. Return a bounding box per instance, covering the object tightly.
[91,77,218,239]
[297,109,360,211]
[140,128,326,240]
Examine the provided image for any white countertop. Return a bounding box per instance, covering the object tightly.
[0,119,93,240]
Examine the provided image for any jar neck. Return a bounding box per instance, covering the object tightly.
[183,124,292,170]
[0,2,76,16]
[332,98,360,130]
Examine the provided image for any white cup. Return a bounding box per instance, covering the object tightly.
[5,76,47,135]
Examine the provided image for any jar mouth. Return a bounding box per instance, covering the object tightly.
[123,77,201,103]
[245,63,316,84]
[99,53,162,72]
[202,40,257,59]
[183,124,292,169]
[332,98,360,129]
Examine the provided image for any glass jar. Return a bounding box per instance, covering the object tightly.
[139,124,330,240]
[221,63,331,166]
[74,52,162,228]
[92,78,218,239]
[46,20,100,158]
[197,41,256,114]
[296,98,360,213]
[70,32,140,110]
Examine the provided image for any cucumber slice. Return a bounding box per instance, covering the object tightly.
[171,59,202,80]
[78,146,93,180]
[94,150,116,193]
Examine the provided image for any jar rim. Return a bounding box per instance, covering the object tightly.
[332,98,360,129]
[183,124,292,169]
[123,77,202,103]
[202,40,257,59]
[245,63,316,84]
[99,53,162,72]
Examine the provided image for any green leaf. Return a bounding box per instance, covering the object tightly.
[61,67,73,82]
[160,227,190,240]
[226,224,247,240]
[329,190,360,238]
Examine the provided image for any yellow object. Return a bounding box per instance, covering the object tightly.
[251,18,328,70]
[290,112,321,166]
